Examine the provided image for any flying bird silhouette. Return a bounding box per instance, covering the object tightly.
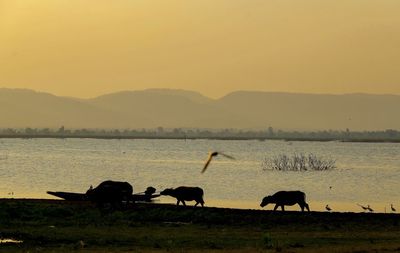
[391,204,396,212]
[201,151,235,173]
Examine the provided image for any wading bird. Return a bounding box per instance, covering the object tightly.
[357,203,369,212]
[325,204,332,212]
[201,151,235,173]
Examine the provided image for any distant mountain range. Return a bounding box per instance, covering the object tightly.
[1,88,399,130]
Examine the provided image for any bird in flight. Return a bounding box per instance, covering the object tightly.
[391,204,396,212]
[201,151,235,173]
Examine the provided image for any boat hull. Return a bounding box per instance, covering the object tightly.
[47,191,160,202]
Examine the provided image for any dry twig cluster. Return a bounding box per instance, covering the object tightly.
[262,153,336,171]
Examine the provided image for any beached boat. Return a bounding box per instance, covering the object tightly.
[46,191,160,202]
[46,191,86,201]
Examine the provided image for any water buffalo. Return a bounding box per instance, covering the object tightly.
[260,191,310,212]
[160,186,204,207]
[86,180,133,207]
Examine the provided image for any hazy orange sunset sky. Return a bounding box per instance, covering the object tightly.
[1,0,400,98]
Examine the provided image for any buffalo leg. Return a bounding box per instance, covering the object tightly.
[273,204,279,211]
[281,205,285,211]
[182,200,186,206]
[196,200,204,207]
[299,202,310,212]
[177,200,180,206]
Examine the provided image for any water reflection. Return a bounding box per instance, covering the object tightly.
[0,138,399,213]
[0,238,23,244]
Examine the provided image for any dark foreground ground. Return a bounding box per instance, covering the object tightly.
[0,199,399,253]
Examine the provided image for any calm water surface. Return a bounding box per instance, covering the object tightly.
[0,138,399,212]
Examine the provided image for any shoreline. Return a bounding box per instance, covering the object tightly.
[0,197,400,214]
[1,198,399,222]
[2,195,395,214]
[0,197,398,217]
[1,134,400,143]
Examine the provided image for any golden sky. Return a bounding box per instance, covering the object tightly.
[1,0,400,98]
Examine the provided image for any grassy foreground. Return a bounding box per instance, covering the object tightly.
[0,199,399,252]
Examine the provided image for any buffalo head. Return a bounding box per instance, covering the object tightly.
[160,188,174,196]
[260,195,273,207]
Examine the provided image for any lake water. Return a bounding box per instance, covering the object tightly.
[0,138,399,213]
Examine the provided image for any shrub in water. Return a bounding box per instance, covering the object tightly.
[262,153,335,171]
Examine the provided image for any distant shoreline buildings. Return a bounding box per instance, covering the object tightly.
[0,127,399,143]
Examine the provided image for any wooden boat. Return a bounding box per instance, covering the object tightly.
[47,191,86,201]
[46,191,160,202]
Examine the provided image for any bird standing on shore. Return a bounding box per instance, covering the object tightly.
[391,204,396,212]
[357,203,369,212]
[201,151,235,173]
[325,204,332,212]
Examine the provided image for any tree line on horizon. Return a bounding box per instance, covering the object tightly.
[0,126,399,141]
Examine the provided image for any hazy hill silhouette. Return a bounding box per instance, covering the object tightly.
[88,90,247,128]
[218,91,400,130]
[0,89,132,128]
[1,88,399,130]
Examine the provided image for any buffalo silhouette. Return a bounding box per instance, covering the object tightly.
[86,180,133,207]
[260,191,310,212]
[160,186,204,207]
